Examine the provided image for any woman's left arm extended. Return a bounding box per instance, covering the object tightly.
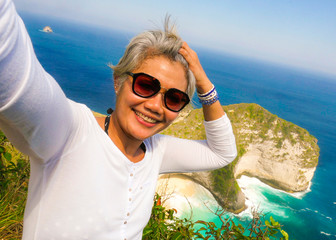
[158,114,237,173]
[159,43,237,173]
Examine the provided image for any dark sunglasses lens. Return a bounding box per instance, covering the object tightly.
[134,74,160,97]
[165,89,189,112]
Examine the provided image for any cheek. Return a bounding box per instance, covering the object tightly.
[116,87,140,107]
[164,111,179,124]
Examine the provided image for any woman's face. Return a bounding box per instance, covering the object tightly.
[114,55,188,142]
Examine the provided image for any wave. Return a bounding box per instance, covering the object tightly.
[320,231,336,239]
[321,231,332,236]
[298,207,333,221]
[236,176,290,219]
[288,181,312,199]
[235,175,321,219]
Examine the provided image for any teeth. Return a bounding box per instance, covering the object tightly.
[135,111,157,123]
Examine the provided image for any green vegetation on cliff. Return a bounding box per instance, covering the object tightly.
[225,103,319,168]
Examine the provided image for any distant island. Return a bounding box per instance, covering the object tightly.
[42,26,53,33]
[157,103,320,213]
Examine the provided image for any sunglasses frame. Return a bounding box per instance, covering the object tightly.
[126,72,190,112]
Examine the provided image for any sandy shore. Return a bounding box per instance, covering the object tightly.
[156,174,219,219]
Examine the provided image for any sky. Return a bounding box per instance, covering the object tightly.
[13,0,336,77]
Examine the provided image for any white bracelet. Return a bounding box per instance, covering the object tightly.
[197,85,219,105]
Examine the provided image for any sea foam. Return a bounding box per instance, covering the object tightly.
[236,175,303,219]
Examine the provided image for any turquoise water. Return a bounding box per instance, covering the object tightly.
[20,12,336,239]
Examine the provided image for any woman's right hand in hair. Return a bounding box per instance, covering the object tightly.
[179,42,212,94]
[179,41,225,121]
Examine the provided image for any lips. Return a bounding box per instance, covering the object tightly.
[134,111,158,124]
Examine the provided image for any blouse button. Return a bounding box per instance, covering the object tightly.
[124,221,127,224]
[129,188,132,192]
[129,198,132,201]
[127,212,130,216]
[130,173,133,177]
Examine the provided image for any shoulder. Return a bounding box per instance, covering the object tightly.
[68,101,106,135]
[148,133,178,151]
[95,116,106,131]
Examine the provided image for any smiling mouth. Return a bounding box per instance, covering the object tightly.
[134,111,158,124]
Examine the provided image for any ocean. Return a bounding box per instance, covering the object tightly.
[19,12,336,239]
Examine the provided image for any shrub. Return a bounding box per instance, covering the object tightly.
[144,194,289,240]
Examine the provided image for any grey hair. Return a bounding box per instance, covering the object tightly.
[110,16,196,100]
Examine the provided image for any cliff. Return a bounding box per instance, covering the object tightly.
[159,103,319,213]
[231,103,319,192]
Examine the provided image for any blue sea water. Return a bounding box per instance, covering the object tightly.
[20,12,336,239]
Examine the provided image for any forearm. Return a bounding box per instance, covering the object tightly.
[159,114,237,173]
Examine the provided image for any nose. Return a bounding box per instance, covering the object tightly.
[144,92,164,115]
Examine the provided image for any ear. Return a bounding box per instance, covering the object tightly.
[114,76,120,95]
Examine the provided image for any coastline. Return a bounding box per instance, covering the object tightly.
[156,174,219,220]
[157,174,315,221]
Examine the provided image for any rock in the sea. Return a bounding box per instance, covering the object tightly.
[42,26,53,33]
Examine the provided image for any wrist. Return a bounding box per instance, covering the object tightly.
[197,84,219,105]
[196,78,213,94]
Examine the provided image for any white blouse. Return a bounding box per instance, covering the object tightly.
[0,0,237,239]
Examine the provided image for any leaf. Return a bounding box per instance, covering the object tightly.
[281,230,289,240]
[195,220,207,225]
[142,228,153,236]
[0,131,5,139]
[171,232,183,240]
[3,152,12,161]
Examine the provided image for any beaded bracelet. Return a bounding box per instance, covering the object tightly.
[197,84,219,105]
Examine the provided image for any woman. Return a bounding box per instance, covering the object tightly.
[0,0,237,239]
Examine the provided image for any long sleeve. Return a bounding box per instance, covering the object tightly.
[0,0,74,163]
[159,114,237,173]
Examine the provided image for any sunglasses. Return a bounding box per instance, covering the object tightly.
[126,72,190,112]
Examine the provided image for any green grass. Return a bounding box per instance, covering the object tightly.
[0,131,29,239]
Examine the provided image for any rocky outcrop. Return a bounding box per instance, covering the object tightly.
[189,171,246,213]
[42,26,53,33]
[230,103,319,192]
[234,142,316,192]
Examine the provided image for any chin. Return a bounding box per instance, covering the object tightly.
[128,128,159,141]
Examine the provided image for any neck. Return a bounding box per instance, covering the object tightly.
[108,113,145,163]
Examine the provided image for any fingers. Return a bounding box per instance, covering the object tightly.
[179,42,210,89]
[178,43,190,60]
[179,42,196,60]
[179,42,199,69]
